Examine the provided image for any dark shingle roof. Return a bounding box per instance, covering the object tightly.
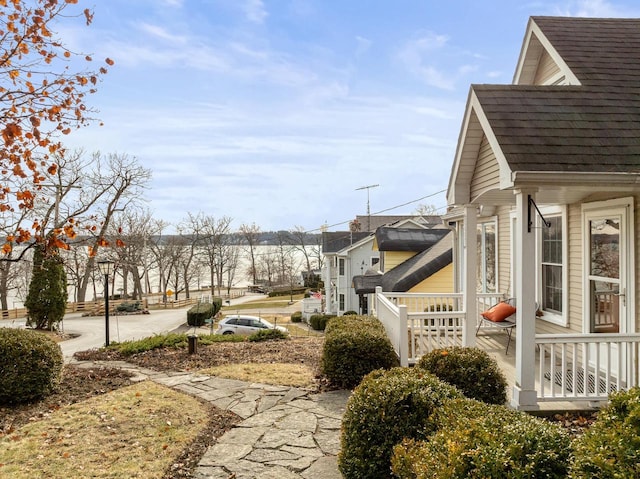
[473,84,640,173]
[381,231,453,292]
[352,272,383,294]
[321,231,371,254]
[375,227,450,252]
[532,16,640,89]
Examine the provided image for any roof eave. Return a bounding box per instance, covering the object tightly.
[512,171,640,187]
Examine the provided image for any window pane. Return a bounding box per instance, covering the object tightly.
[484,224,496,293]
[541,215,563,314]
[590,218,619,279]
[543,216,562,264]
[542,264,562,313]
[476,222,496,293]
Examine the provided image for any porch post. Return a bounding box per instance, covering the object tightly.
[511,188,539,410]
[463,205,477,347]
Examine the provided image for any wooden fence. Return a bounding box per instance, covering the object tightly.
[0,289,247,320]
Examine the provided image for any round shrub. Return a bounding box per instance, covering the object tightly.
[0,328,64,405]
[309,313,333,331]
[339,367,462,479]
[247,328,289,342]
[392,398,571,479]
[321,315,398,389]
[342,310,358,316]
[417,346,507,404]
[569,386,640,478]
[290,311,303,323]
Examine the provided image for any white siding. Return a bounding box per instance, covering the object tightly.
[470,136,500,202]
[533,50,561,85]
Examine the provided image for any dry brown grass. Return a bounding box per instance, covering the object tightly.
[199,362,316,388]
[0,381,210,478]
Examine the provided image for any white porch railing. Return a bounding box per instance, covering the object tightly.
[376,290,507,365]
[536,333,640,402]
[376,289,640,404]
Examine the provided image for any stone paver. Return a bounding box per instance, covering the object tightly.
[72,359,349,478]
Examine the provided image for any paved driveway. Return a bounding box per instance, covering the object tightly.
[1,293,273,361]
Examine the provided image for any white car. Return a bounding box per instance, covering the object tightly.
[215,315,288,335]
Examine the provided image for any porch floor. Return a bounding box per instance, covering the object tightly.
[475,330,603,412]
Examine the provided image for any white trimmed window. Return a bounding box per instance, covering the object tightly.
[477,220,497,293]
[537,207,567,326]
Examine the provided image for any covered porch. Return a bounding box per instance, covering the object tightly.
[375,289,640,410]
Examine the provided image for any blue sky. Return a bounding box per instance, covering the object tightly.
[62,0,640,232]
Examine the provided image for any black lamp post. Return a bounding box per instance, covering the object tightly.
[97,260,114,346]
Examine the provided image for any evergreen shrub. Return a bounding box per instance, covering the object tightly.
[290,311,303,323]
[115,301,143,313]
[342,310,358,316]
[569,387,640,478]
[187,302,214,327]
[321,315,398,388]
[339,367,461,479]
[0,328,63,405]
[417,346,507,404]
[391,398,572,479]
[247,328,288,342]
[309,313,333,331]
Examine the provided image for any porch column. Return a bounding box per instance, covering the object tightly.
[511,188,539,410]
[462,205,477,347]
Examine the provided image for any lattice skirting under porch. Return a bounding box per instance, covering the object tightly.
[544,368,620,395]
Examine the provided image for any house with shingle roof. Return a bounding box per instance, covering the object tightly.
[376,16,640,410]
[322,218,451,315]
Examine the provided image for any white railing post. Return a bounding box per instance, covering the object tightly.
[398,305,408,367]
[463,205,477,347]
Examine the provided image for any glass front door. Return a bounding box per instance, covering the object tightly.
[588,216,622,334]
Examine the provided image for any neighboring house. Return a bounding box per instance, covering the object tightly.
[322,217,438,315]
[353,227,454,312]
[377,16,640,410]
[354,214,441,232]
[322,230,375,315]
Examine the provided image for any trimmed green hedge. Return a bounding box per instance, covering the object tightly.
[187,298,222,327]
[290,311,303,323]
[0,328,63,405]
[309,313,334,331]
[569,387,640,478]
[339,367,462,479]
[417,346,507,404]
[247,329,288,342]
[392,398,572,479]
[321,315,398,389]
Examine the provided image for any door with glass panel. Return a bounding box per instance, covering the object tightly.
[584,203,632,385]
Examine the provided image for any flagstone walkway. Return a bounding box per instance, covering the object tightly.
[71,360,348,479]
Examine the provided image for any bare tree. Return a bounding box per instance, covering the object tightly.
[0,249,31,310]
[175,222,201,300]
[146,220,173,302]
[107,209,155,300]
[287,225,314,273]
[257,247,277,286]
[75,152,152,302]
[239,222,261,285]
[187,214,235,296]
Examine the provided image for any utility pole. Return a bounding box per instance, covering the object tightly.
[355,184,379,232]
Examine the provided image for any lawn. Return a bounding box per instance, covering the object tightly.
[0,334,324,478]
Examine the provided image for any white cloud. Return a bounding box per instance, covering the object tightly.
[244,0,268,24]
[398,32,455,90]
[355,36,372,55]
[137,22,188,44]
[551,0,640,16]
